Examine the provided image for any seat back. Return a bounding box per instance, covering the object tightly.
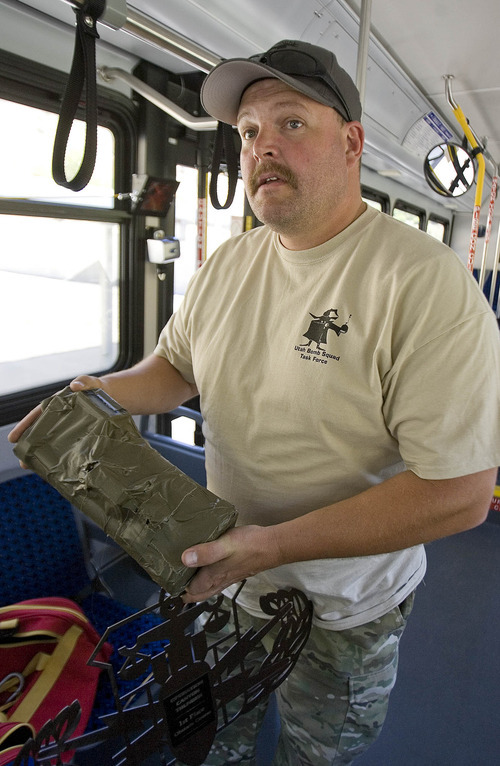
[0,473,168,755]
[0,473,90,606]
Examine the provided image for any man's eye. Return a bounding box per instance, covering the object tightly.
[241,128,256,140]
[287,119,303,129]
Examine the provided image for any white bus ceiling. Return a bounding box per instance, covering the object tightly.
[1,0,500,268]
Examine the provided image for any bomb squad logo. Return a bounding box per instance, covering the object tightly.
[294,308,351,365]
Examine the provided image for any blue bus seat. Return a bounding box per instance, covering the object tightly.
[0,473,169,756]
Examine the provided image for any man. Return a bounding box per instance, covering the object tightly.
[10,40,500,765]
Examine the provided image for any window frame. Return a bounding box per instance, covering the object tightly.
[427,214,451,244]
[361,185,390,214]
[392,199,426,230]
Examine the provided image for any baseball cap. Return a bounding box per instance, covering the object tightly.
[201,39,362,126]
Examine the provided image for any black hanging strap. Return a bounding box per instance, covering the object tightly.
[52,0,105,191]
[209,121,239,210]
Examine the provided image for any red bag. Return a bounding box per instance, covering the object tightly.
[0,597,112,765]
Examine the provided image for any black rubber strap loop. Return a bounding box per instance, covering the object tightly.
[52,1,105,191]
[209,121,239,210]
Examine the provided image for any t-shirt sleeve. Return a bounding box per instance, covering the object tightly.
[154,273,200,385]
[383,309,500,479]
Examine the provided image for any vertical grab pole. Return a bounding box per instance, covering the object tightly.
[444,75,486,273]
[196,133,210,270]
[478,172,498,290]
[489,224,500,313]
[356,0,372,113]
[196,173,208,269]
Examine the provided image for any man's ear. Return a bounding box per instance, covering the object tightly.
[345,122,364,166]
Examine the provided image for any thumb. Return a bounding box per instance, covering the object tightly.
[70,375,104,392]
[182,538,229,568]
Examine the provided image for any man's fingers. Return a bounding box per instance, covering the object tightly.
[182,564,233,603]
[7,377,102,466]
[7,404,43,444]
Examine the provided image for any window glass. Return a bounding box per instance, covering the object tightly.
[207,173,245,255]
[0,98,115,208]
[0,97,119,398]
[173,166,245,311]
[0,216,120,396]
[173,165,199,311]
[427,218,446,242]
[363,197,383,212]
[171,167,244,444]
[393,206,421,229]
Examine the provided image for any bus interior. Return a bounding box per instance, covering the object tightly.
[0,1,499,764]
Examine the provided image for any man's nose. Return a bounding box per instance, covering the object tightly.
[252,128,279,161]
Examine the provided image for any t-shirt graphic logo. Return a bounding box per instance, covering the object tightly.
[299,308,351,351]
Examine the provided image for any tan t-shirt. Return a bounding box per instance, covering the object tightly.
[155,207,500,629]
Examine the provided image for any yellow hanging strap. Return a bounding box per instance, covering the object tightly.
[8,624,83,723]
[452,104,485,272]
[444,76,486,272]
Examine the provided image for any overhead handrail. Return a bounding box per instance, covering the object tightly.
[98,67,217,131]
[63,0,221,72]
[123,8,221,73]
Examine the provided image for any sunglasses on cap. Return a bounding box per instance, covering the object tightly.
[248,47,354,122]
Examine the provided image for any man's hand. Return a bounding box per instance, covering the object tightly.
[7,376,107,471]
[7,376,105,447]
[181,525,281,603]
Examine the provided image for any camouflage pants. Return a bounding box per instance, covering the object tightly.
[202,592,415,766]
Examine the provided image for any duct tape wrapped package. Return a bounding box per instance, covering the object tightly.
[14,387,238,596]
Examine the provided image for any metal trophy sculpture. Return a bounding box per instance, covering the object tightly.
[11,388,313,763]
[11,584,312,765]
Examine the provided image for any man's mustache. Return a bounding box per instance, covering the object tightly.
[248,162,298,195]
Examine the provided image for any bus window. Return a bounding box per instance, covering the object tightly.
[427,216,449,242]
[173,165,245,311]
[0,216,120,397]
[392,201,425,229]
[173,165,199,311]
[170,167,244,444]
[0,99,115,207]
[207,173,245,255]
[0,98,121,400]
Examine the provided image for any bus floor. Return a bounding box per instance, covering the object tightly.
[355,514,500,766]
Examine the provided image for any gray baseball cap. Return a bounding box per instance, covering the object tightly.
[201,39,362,126]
